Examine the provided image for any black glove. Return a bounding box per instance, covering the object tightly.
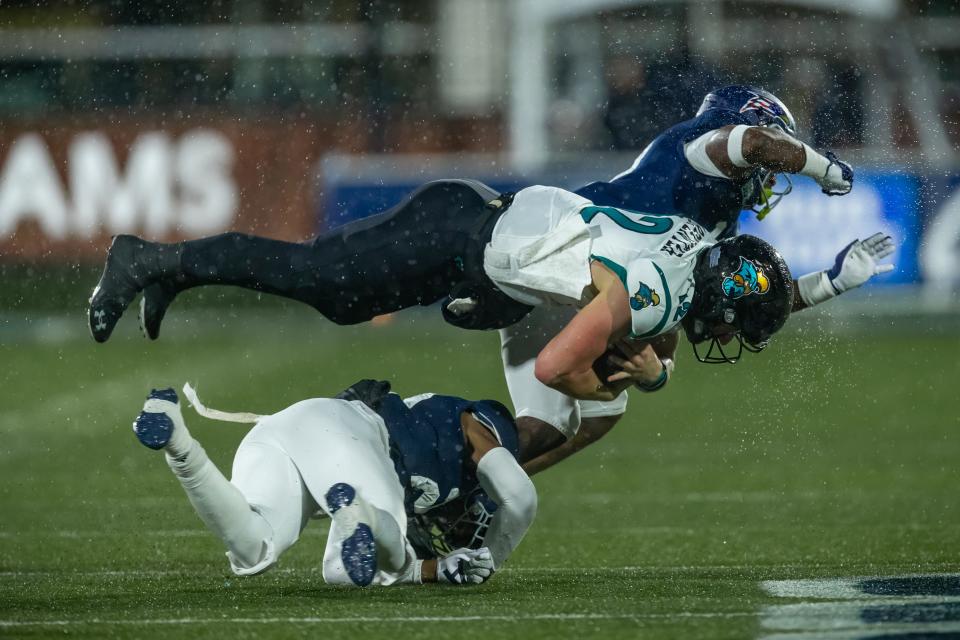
[334,379,392,411]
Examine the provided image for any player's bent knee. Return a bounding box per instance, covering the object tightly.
[220,503,290,578]
[516,416,568,463]
[575,414,624,447]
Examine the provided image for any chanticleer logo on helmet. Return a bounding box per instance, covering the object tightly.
[722,257,771,299]
[630,282,661,310]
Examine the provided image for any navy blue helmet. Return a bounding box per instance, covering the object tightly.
[697,85,797,136]
[698,85,798,219]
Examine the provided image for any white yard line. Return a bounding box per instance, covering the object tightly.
[559,490,826,504]
[762,577,873,600]
[762,574,960,599]
[0,525,704,539]
[760,574,960,638]
[0,611,754,627]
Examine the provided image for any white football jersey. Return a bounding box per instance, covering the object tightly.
[585,203,711,338]
[484,185,713,338]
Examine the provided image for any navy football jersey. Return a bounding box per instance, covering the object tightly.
[576,110,758,239]
[374,392,520,515]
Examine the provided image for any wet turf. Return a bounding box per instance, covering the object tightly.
[1,310,956,639]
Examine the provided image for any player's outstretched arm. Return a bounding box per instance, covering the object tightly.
[792,232,896,311]
[465,414,537,572]
[704,125,853,196]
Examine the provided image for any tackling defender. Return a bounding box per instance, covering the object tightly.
[89,182,888,459]
[133,379,535,587]
[579,85,853,240]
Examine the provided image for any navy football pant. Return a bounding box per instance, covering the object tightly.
[166,180,500,325]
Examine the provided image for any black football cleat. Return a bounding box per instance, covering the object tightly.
[89,235,151,343]
[139,282,178,341]
[89,236,181,343]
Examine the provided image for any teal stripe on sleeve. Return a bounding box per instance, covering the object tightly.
[589,254,628,291]
[633,262,672,339]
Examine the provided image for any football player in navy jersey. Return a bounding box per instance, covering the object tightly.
[131,379,535,587]
[576,85,852,239]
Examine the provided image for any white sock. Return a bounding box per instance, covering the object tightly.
[166,441,273,571]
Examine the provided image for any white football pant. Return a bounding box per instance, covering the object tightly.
[166,398,414,585]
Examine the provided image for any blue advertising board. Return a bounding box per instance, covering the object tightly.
[737,172,922,285]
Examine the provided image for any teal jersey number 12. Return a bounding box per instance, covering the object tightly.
[580,206,674,235]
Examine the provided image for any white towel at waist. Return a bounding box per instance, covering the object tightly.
[483,210,596,307]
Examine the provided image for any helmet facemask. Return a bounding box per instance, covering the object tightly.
[684,305,768,364]
[406,490,494,559]
[749,170,793,221]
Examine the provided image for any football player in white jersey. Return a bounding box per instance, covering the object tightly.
[132,379,535,587]
[486,186,792,449]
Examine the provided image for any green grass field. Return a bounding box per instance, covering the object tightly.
[1,308,958,639]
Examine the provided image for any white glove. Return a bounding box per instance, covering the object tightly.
[437,547,495,585]
[829,233,896,292]
[797,232,896,307]
[818,151,854,196]
[801,147,853,196]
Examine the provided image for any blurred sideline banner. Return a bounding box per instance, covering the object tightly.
[320,167,958,300]
[737,172,921,286]
[0,119,323,261]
